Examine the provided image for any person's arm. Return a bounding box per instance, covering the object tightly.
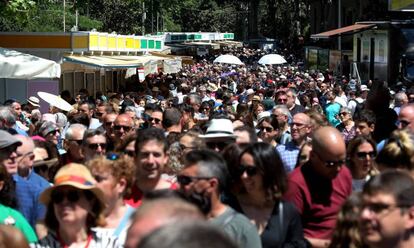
[305,237,330,248]
[35,221,48,240]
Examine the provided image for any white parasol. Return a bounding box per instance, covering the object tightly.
[258,54,287,65]
[37,92,74,112]
[213,54,244,65]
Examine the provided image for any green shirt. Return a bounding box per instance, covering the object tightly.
[0,204,38,243]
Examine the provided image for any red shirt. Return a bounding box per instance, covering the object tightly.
[124,181,178,208]
[284,163,352,239]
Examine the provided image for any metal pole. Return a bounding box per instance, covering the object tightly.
[63,0,66,32]
[157,12,159,33]
[338,0,341,50]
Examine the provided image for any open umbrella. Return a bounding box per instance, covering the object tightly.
[213,54,244,65]
[37,92,74,112]
[258,54,287,65]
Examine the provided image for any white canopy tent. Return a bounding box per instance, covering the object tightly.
[0,48,61,79]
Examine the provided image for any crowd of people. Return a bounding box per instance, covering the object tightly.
[1,46,414,248]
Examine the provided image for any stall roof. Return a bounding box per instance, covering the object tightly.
[63,55,152,68]
[0,47,60,79]
[311,24,376,39]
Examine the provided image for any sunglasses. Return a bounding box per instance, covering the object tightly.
[176,175,212,186]
[87,143,106,150]
[277,98,287,103]
[47,130,59,136]
[356,151,376,160]
[104,121,114,127]
[0,145,18,156]
[51,190,83,204]
[113,125,132,132]
[339,112,349,116]
[68,139,83,145]
[259,126,273,132]
[148,117,162,124]
[206,141,231,150]
[123,150,135,157]
[237,165,259,177]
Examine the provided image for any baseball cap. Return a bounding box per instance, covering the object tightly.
[0,130,22,149]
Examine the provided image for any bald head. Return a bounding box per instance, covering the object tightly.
[310,126,346,179]
[114,114,134,139]
[398,104,414,132]
[291,113,312,144]
[125,198,204,248]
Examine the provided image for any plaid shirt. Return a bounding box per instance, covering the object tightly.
[276,141,300,173]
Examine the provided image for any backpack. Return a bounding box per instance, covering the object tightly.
[349,99,365,119]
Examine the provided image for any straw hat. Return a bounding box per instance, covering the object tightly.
[39,163,105,208]
[27,96,40,107]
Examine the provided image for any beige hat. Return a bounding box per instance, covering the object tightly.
[39,163,106,208]
[27,96,40,107]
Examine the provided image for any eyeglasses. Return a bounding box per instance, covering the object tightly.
[259,126,274,133]
[177,175,212,186]
[0,145,18,156]
[237,165,259,177]
[106,152,120,160]
[123,150,135,157]
[315,151,346,168]
[68,139,83,145]
[339,112,349,116]
[17,152,35,161]
[51,190,83,204]
[114,125,132,132]
[47,130,59,136]
[104,121,114,127]
[206,141,231,151]
[148,117,162,124]
[361,202,407,215]
[87,143,106,150]
[356,151,376,160]
[179,144,196,150]
[277,98,287,103]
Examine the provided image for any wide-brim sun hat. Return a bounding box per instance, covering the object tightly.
[199,118,236,140]
[27,96,40,107]
[39,163,106,209]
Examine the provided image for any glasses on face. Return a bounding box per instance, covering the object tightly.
[0,145,18,156]
[356,151,376,160]
[68,139,83,145]
[123,150,135,157]
[148,117,162,124]
[206,141,231,151]
[17,152,35,161]
[277,98,287,103]
[259,126,274,133]
[47,130,59,136]
[87,143,106,150]
[339,112,349,116]
[237,165,259,177]
[177,175,212,186]
[315,151,346,168]
[361,202,406,215]
[104,121,114,127]
[114,125,132,132]
[51,189,83,204]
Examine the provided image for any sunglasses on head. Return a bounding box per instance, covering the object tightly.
[113,125,132,132]
[148,117,161,124]
[176,175,212,186]
[51,189,83,204]
[87,143,106,150]
[356,151,376,160]
[237,165,259,177]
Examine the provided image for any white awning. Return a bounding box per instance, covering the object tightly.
[0,48,61,79]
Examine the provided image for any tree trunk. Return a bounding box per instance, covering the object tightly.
[248,0,260,39]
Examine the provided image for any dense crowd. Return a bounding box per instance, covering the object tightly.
[1,46,414,248]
